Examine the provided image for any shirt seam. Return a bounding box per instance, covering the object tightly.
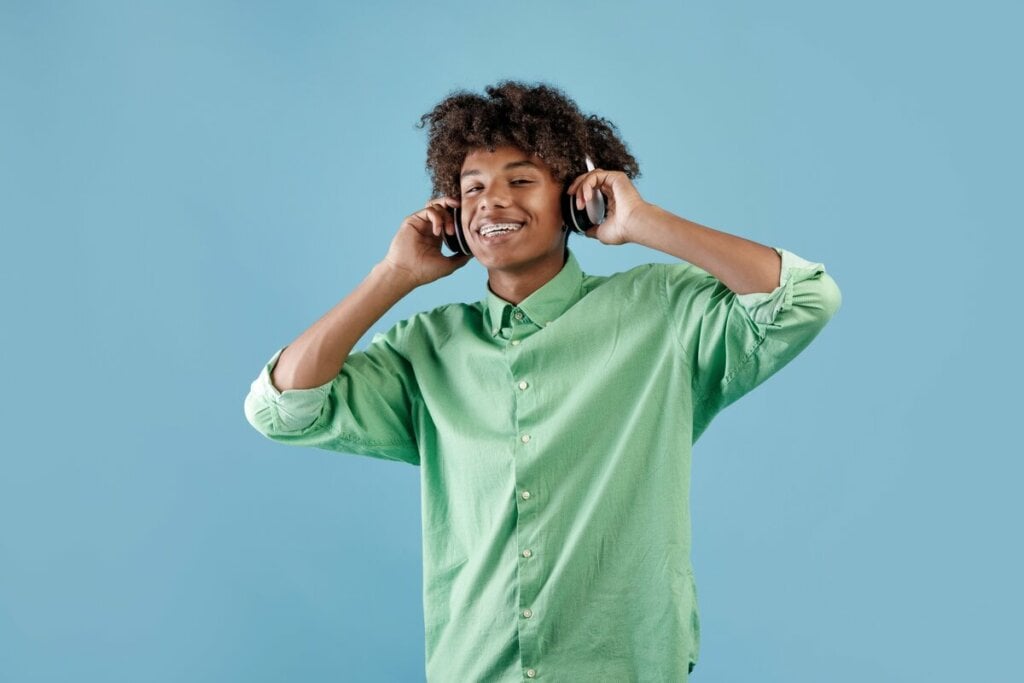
[336,433,415,447]
[660,263,697,402]
[281,405,416,448]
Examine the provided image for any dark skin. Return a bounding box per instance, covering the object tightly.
[274,143,780,391]
[410,144,780,302]
[396,145,571,304]
[455,145,573,305]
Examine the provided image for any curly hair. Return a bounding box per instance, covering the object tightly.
[415,79,641,200]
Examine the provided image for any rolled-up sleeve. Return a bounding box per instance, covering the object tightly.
[243,320,420,466]
[661,246,842,442]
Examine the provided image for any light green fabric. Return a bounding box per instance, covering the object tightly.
[244,247,841,681]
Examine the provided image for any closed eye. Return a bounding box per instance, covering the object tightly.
[464,179,533,194]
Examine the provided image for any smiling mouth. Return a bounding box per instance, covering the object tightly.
[479,222,525,239]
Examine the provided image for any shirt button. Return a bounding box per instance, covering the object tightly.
[521,434,531,443]
[511,339,521,346]
[522,549,532,558]
[522,608,533,618]
[513,310,524,320]
[526,669,537,678]
[518,380,528,390]
[521,490,531,500]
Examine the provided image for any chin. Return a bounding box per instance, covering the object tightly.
[476,243,562,270]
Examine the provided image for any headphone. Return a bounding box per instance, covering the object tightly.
[442,155,607,257]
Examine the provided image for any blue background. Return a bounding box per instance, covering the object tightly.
[2,1,1020,681]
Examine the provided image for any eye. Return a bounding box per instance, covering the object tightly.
[462,179,532,194]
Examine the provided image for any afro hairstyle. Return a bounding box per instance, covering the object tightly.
[416,79,642,202]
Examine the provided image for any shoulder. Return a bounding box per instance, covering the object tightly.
[377,301,485,351]
[411,300,484,327]
[641,260,718,294]
[580,260,670,299]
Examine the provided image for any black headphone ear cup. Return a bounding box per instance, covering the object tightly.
[561,188,602,234]
[443,205,473,256]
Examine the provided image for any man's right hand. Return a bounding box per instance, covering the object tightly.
[381,196,472,288]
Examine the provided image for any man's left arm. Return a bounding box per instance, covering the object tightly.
[571,169,819,297]
[569,171,842,440]
[625,203,843,441]
[627,203,784,296]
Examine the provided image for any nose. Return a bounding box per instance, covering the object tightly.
[478,183,511,210]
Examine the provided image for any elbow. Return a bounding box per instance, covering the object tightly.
[788,271,842,336]
[243,385,327,438]
[243,390,276,437]
[817,272,842,320]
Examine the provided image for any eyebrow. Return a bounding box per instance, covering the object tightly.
[460,160,541,180]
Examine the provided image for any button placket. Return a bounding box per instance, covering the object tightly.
[509,320,542,677]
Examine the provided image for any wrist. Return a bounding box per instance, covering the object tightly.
[373,260,421,294]
[624,202,664,246]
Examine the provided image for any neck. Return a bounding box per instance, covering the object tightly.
[487,249,567,305]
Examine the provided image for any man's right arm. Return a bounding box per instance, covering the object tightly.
[270,262,417,392]
[243,194,471,463]
[272,193,471,391]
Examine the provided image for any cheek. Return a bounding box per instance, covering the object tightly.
[541,195,564,221]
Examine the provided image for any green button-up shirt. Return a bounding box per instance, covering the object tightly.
[244,247,841,681]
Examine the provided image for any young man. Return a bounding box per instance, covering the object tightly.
[244,81,841,681]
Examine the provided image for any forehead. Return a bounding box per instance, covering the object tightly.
[460,145,552,180]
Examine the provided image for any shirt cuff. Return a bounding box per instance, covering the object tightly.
[735,247,827,325]
[248,346,334,431]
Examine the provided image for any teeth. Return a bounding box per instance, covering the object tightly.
[480,222,524,237]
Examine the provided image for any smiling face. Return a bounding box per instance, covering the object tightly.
[459,145,568,278]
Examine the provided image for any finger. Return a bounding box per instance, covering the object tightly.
[428,205,451,235]
[409,211,435,239]
[426,195,461,208]
[581,173,611,209]
[427,201,458,235]
[428,208,442,237]
[567,172,588,196]
[588,177,601,204]
[429,205,454,236]
[415,207,441,237]
[578,177,599,210]
[570,175,585,208]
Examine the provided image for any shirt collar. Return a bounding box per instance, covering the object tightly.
[482,248,585,337]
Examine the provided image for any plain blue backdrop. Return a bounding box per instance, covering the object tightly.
[2,1,1021,681]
